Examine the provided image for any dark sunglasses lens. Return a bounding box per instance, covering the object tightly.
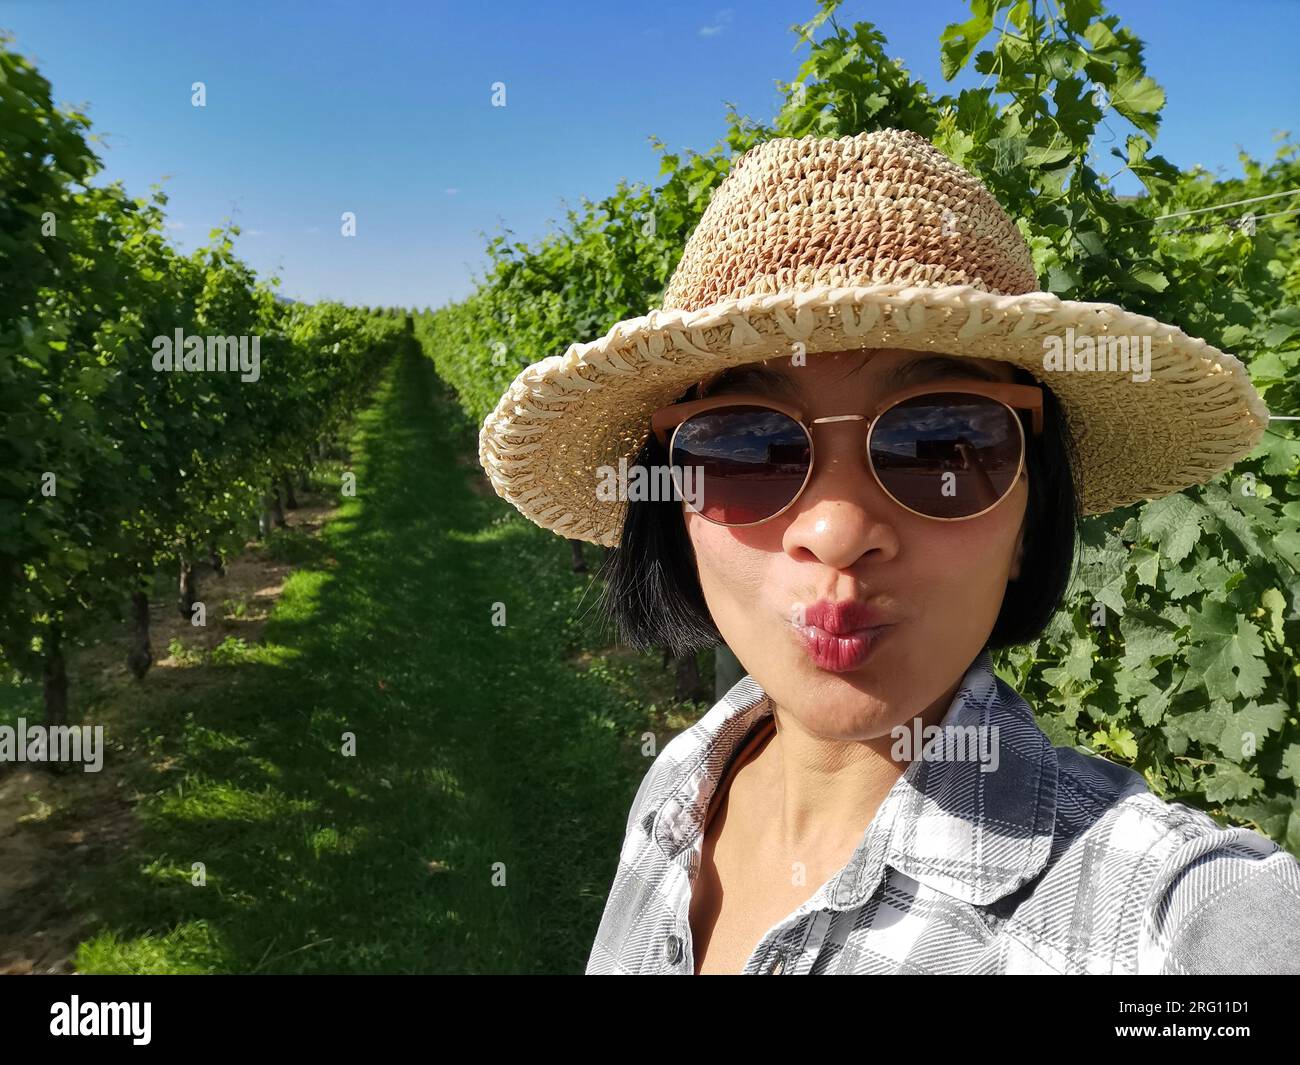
[671,407,810,525]
[869,393,1023,518]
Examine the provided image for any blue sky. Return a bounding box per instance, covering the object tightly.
[3,0,1297,309]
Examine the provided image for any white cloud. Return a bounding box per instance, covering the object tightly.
[699,8,733,36]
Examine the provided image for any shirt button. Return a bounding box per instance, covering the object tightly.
[768,951,786,975]
[663,933,684,966]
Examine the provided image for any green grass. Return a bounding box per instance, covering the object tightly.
[32,347,708,974]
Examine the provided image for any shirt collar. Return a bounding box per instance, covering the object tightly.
[650,649,1058,908]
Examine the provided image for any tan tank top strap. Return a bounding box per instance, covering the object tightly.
[701,714,776,837]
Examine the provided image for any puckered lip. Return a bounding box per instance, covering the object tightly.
[800,598,890,635]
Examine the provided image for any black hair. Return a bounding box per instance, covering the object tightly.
[596,363,1080,656]
[990,364,1081,648]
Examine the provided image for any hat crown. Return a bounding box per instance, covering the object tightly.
[660,128,1038,313]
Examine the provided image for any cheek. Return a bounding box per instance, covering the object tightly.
[906,486,1026,607]
[686,513,775,630]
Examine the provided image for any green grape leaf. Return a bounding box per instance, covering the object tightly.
[1186,601,1269,700]
[1119,605,1181,669]
[1139,493,1205,564]
[1279,744,1300,784]
[1216,700,1286,762]
[1202,762,1263,803]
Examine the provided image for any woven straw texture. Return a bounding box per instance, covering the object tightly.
[479,128,1269,548]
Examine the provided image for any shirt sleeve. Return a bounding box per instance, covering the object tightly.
[585,756,669,975]
[1138,824,1300,974]
[624,756,661,839]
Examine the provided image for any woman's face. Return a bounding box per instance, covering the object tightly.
[684,348,1028,741]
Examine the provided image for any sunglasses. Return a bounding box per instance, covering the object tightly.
[650,380,1044,526]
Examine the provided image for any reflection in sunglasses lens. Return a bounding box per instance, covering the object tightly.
[673,407,811,525]
[870,394,1022,518]
[671,394,1023,526]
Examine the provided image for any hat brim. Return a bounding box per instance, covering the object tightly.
[478,283,1269,547]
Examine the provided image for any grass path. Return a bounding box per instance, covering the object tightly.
[59,347,699,974]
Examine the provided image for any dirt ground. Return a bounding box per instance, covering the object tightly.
[0,495,338,975]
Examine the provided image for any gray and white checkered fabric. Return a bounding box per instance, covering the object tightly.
[586,649,1300,974]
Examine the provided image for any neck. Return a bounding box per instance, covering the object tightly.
[748,675,962,855]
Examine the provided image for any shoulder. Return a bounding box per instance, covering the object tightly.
[588,693,764,976]
[1034,746,1300,974]
[621,741,677,840]
[1132,796,1300,974]
[619,711,719,840]
[620,678,771,840]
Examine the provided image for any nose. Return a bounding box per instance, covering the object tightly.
[780,427,901,570]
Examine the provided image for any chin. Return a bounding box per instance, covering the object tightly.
[806,701,905,743]
[766,668,902,739]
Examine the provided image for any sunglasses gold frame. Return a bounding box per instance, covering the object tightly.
[650,380,1045,526]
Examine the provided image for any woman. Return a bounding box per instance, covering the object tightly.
[478,128,1300,974]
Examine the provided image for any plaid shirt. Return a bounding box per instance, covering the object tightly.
[586,649,1300,974]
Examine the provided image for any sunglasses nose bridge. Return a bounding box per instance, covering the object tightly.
[807,413,872,461]
[806,414,873,472]
[802,413,880,505]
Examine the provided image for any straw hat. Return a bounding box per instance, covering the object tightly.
[478,127,1269,548]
